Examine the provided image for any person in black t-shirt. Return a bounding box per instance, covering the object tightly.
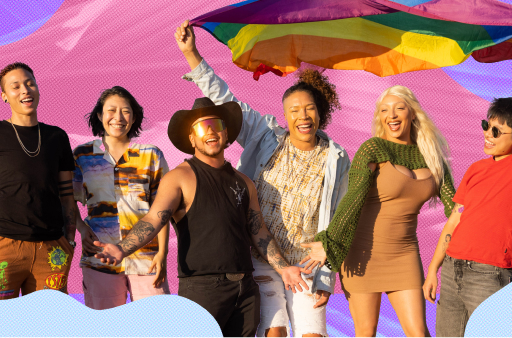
[93,98,312,337]
[0,63,76,299]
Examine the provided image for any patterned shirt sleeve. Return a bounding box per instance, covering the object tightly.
[149,147,169,206]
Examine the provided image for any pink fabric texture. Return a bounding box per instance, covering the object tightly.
[82,267,170,310]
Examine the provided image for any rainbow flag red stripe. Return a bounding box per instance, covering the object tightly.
[191,0,512,79]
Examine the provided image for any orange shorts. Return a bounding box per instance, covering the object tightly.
[0,236,74,299]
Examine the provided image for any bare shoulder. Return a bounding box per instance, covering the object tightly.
[234,169,256,190]
[162,161,194,185]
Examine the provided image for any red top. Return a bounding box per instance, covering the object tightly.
[447,155,512,268]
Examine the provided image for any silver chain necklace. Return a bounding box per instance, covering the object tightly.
[8,119,41,157]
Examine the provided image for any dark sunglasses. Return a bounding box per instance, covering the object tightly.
[191,118,226,137]
[481,120,512,139]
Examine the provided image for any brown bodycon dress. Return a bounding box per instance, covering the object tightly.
[340,161,436,295]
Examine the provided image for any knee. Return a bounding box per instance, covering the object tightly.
[402,325,429,337]
[354,322,378,337]
[265,326,287,337]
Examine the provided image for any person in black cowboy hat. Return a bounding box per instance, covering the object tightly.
[93,97,312,337]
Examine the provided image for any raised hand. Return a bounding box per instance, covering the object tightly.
[93,241,124,265]
[175,20,196,54]
[175,20,202,70]
[299,241,327,271]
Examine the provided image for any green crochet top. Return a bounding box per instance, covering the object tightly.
[315,137,456,272]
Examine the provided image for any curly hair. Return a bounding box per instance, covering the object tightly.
[0,62,35,92]
[86,86,144,139]
[282,69,341,130]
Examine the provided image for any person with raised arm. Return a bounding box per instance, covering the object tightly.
[94,97,310,337]
[175,20,350,337]
[0,62,76,299]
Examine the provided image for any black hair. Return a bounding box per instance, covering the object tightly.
[282,69,341,130]
[487,97,512,128]
[86,86,144,139]
[0,62,35,92]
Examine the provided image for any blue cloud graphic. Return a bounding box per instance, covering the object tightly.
[0,290,222,336]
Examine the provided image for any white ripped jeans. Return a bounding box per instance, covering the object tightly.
[252,257,328,337]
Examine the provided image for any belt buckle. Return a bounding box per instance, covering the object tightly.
[226,273,245,281]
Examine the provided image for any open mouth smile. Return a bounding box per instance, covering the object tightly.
[296,123,313,134]
[388,121,401,132]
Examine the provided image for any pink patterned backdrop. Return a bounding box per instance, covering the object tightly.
[0,0,509,301]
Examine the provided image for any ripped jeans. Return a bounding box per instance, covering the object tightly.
[252,257,328,337]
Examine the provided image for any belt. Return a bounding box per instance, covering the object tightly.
[226,273,245,281]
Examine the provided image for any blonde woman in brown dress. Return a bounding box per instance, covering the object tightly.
[303,86,456,336]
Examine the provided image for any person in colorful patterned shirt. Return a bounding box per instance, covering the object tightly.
[73,86,170,309]
[176,21,351,337]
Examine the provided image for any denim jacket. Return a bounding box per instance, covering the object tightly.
[183,59,351,294]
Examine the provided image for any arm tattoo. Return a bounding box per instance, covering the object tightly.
[117,220,156,255]
[157,209,173,226]
[247,208,263,235]
[257,234,290,270]
[61,203,76,237]
[442,234,452,252]
[257,234,272,256]
[130,220,155,242]
[451,203,464,214]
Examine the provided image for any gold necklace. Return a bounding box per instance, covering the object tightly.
[8,119,41,157]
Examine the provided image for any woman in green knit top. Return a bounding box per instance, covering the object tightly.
[302,85,456,336]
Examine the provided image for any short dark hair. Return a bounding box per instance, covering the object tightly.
[487,97,512,128]
[86,86,144,139]
[282,69,341,130]
[0,62,35,92]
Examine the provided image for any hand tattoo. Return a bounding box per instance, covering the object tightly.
[247,208,263,235]
[157,209,173,226]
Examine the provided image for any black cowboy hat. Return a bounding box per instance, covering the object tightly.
[168,97,243,155]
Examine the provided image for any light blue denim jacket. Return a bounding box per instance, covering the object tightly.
[183,59,351,294]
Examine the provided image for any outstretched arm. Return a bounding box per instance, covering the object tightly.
[423,203,463,303]
[244,177,311,293]
[94,170,182,265]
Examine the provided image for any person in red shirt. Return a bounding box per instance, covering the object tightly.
[423,97,512,337]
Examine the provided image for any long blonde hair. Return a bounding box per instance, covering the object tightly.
[372,85,452,202]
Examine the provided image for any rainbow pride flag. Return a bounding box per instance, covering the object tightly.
[191,0,512,79]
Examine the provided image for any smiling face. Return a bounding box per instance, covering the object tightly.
[97,95,134,141]
[1,68,40,117]
[483,118,512,160]
[378,95,415,145]
[283,91,320,151]
[189,115,228,158]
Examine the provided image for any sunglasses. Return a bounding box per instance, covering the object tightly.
[481,120,512,139]
[191,118,226,137]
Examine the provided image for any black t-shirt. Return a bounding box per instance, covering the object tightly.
[0,120,75,241]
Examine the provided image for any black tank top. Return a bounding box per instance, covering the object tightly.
[173,156,253,277]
